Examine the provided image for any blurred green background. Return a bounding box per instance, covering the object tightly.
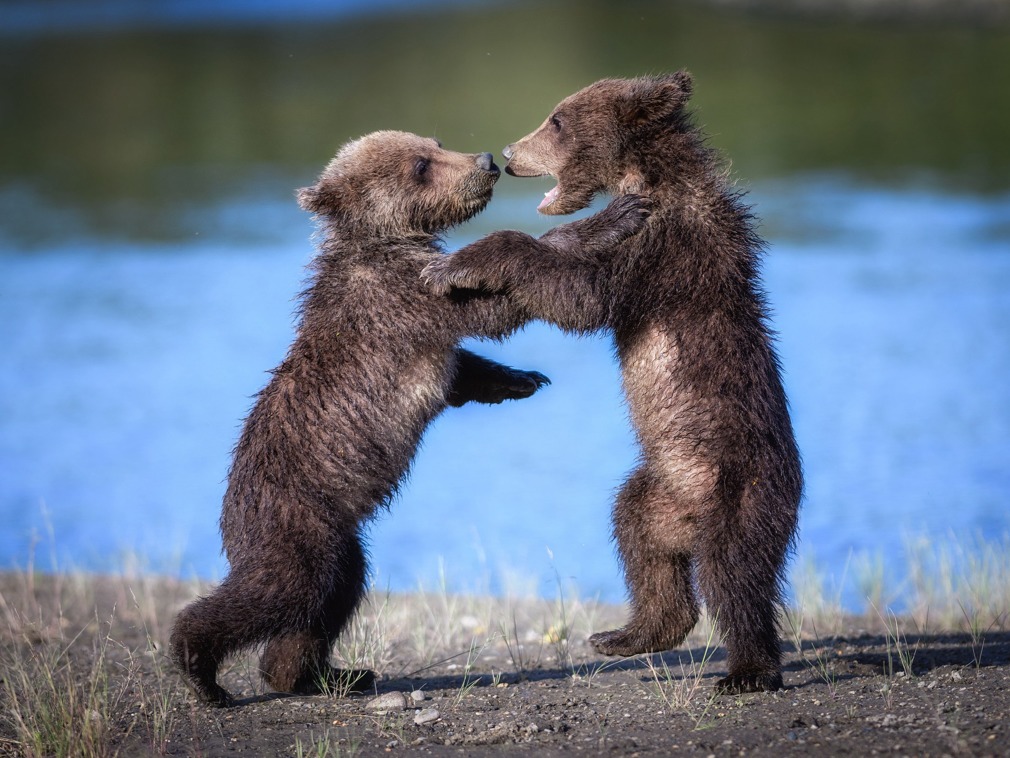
[3,0,1008,245]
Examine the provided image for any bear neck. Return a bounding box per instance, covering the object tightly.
[620,119,725,207]
[620,120,764,297]
[318,217,440,249]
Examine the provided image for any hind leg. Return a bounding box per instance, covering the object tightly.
[260,530,374,695]
[695,495,792,693]
[590,467,700,656]
[171,571,280,707]
[259,631,374,695]
[171,596,236,707]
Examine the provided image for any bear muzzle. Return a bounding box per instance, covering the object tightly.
[476,152,500,176]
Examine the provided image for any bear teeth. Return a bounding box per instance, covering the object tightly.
[538,184,560,211]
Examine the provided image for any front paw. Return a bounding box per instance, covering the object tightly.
[491,369,551,403]
[572,194,651,253]
[421,256,483,296]
[599,194,652,242]
[510,369,551,399]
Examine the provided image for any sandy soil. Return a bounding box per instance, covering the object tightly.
[157,632,1010,756]
[1,573,1007,757]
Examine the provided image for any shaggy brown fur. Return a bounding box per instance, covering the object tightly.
[169,131,649,707]
[423,75,803,694]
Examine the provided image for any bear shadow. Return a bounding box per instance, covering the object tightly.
[779,630,1010,687]
[373,642,732,696]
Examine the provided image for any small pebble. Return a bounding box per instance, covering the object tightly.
[414,708,440,726]
[367,691,407,712]
[410,690,427,703]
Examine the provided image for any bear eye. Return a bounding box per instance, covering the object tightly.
[413,158,430,178]
[549,114,562,131]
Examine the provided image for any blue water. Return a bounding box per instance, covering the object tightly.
[2,176,1008,607]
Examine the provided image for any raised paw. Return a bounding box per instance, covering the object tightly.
[714,671,783,695]
[486,369,551,404]
[421,255,482,296]
[505,369,551,400]
[578,194,652,252]
[600,193,653,237]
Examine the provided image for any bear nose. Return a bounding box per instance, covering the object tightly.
[502,144,515,161]
[476,152,498,173]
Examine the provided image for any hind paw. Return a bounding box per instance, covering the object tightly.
[328,667,375,695]
[289,666,376,696]
[715,671,783,694]
[181,676,235,708]
[590,627,659,657]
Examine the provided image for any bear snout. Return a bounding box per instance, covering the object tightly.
[476,152,499,175]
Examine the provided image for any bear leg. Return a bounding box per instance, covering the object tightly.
[170,573,275,707]
[590,467,700,656]
[259,631,374,695]
[169,606,235,707]
[259,530,374,696]
[695,507,789,694]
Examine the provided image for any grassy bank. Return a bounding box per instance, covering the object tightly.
[1,536,1007,757]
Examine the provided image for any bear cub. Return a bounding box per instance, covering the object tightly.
[170,130,649,706]
[424,75,803,694]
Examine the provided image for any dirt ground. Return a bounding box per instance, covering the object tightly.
[157,633,1010,757]
[1,573,1008,757]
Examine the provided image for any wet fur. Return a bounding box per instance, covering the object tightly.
[423,76,803,694]
[170,131,647,706]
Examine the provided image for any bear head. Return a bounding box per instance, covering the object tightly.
[503,72,693,215]
[299,131,500,236]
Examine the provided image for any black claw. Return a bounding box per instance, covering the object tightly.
[526,370,551,388]
[714,672,783,695]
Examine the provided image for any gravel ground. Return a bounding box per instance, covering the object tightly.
[160,630,1010,756]
[1,573,1008,757]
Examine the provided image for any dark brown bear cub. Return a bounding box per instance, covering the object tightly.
[423,75,803,694]
[169,131,649,707]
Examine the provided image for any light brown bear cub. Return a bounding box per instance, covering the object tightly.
[169,131,649,707]
[424,75,803,694]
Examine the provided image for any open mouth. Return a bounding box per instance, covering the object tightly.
[503,158,561,213]
[538,183,560,212]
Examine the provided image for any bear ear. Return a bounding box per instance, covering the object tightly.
[297,184,341,215]
[618,71,693,128]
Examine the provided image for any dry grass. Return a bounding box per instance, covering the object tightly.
[0,533,1007,756]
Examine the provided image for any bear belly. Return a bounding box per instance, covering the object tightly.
[620,324,719,515]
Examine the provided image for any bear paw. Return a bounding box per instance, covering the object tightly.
[500,369,551,401]
[182,677,236,708]
[589,627,658,657]
[579,194,652,252]
[714,671,783,694]
[321,667,376,696]
[421,255,484,296]
[288,667,376,697]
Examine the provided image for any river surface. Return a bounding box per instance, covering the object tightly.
[1,0,1008,608]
